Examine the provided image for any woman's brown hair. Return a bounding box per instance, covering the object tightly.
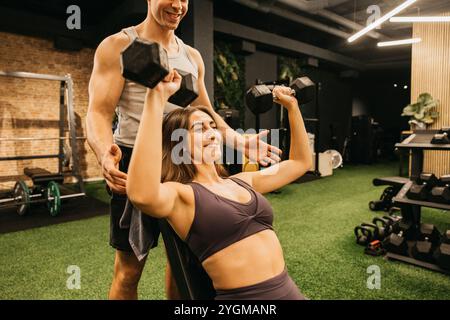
[161,106,229,183]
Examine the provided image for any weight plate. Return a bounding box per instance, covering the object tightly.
[13,180,30,216]
[46,181,61,217]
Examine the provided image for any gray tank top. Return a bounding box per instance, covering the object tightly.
[114,26,199,148]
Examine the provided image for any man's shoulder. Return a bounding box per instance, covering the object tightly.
[184,44,203,64]
[96,31,131,57]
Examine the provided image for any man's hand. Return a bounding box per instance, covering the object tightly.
[244,130,282,167]
[102,144,127,194]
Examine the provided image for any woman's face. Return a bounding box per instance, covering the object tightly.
[187,111,222,165]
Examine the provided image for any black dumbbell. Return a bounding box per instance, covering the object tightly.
[407,173,438,201]
[245,77,315,115]
[433,229,450,269]
[443,230,450,244]
[429,175,450,204]
[168,69,199,107]
[434,243,450,270]
[417,223,441,245]
[390,218,417,240]
[382,232,408,255]
[412,241,435,263]
[121,38,198,107]
[121,38,170,88]
[411,223,441,263]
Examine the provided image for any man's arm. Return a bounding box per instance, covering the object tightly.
[86,33,129,193]
[187,47,281,166]
[187,47,239,141]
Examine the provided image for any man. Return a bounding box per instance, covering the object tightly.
[86,0,281,300]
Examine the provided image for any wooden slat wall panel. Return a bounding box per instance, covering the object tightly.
[411,14,450,177]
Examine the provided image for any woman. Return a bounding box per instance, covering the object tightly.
[127,70,312,300]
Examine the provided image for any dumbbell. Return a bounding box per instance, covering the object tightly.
[407,173,438,201]
[433,230,450,270]
[434,243,450,270]
[383,219,419,255]
[245,77,315,115]
[429,175,450,204]
[121,38,198,107]
[430,128,450,144]
[382,231,408,255]
[411,223,442,263]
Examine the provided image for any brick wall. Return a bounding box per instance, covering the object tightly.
[0,32,102,190]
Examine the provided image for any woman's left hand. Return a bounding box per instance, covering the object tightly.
[272,85,298,109]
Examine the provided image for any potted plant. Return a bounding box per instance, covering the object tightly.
[401,93,439,130]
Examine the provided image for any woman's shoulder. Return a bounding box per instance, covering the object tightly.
[229,173,253,188]
[163,181,195,203]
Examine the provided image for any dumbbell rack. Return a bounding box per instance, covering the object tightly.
[388,131,450,274]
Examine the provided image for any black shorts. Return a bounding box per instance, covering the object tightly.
[109,145,160,252]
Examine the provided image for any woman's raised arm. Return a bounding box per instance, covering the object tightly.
[234,86,313,194]
[126,71,190,218]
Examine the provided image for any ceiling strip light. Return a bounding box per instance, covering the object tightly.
[390,16,450,23]
[377,38,422,47]
[348,0,417,43]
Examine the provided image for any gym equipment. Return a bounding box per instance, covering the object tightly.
[407,173,438,201]
[0,71,85,204]
[354,225,375,246]
[411,240,435,263]
[369,187,397,211]
[365,240,386,256]
[245,76,315,115]
[158,220,215,299]
[121,38,169,88]
[382,232,408,255]
[0,168,84,216]
[46,181,61,217]
[168,69,199,107]
[429,175,450,204]
[442,230,450,244]
[410,223,440,263]
[417,223,441,245]
[391,219,418,240]
[369,177,409,212]
[120,39,198,107]
[434,243,450,270]
[349,115,382,164]
[372,216,395,240]
[13,181,30,216]
[431,128,450,144]
[389,206,401,216]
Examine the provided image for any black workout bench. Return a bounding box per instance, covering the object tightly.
[159,220,216,300]
[24,167,64,186]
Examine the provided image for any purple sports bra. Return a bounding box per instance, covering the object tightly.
[185,177,274,262]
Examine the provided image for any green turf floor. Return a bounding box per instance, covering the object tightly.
[1,162,450,300]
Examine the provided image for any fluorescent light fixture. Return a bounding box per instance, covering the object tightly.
[377,38,422,47]
[348,0,417,43]
[390,16,450,23]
